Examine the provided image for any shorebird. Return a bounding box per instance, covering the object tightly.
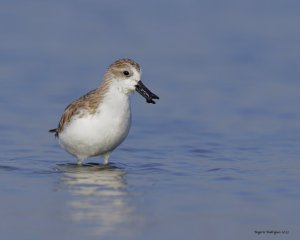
[49,59,159,164]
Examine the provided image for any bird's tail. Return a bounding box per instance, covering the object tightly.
[49,128,59,138]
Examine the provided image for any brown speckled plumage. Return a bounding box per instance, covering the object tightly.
[109,58,140,72]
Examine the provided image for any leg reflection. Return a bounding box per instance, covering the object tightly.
[57,163,134,237]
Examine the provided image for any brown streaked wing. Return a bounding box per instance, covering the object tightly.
[56,88,101,135]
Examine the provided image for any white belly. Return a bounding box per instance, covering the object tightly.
[58,96,131,160]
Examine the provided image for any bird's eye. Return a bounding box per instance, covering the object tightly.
[123,71,130,76]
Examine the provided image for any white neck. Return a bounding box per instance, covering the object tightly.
[97,80,131,117]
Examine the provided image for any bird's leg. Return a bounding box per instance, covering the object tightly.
[76,157,84,165]
[102,152,111,165]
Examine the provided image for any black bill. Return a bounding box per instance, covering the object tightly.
[135,81,159,104]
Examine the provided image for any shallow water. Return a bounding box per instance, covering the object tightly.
[1,1,300,239]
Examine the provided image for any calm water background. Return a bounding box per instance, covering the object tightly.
[1,1,300,239]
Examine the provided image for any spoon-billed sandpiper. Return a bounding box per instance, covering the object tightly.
[49,59,159,164]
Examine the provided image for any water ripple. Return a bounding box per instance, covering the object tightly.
[0,164,21,172]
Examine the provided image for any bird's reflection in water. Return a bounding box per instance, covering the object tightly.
[57,163,133,237]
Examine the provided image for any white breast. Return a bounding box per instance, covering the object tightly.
[58,86,132,160]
